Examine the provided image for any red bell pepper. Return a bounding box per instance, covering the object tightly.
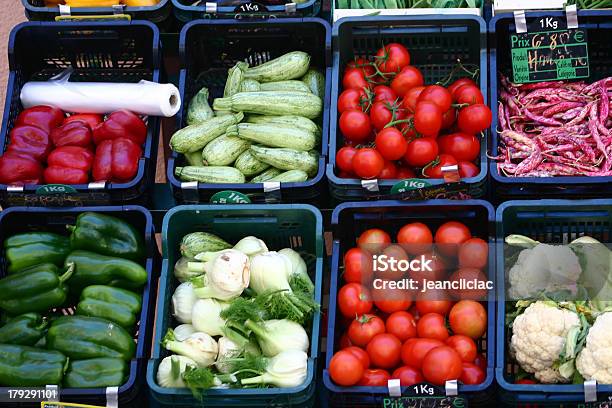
[44,146,94,185]
[92,138,142,182]
[0,152,44,185]
[15,105,64,133]
[50,120,92,148]
[63,113,103,130]
[44,166,88,185]
[92,110,147,146]
[6,125,52,162]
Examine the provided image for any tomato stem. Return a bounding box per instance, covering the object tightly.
[421,157,440,178]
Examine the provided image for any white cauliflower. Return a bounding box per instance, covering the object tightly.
[511,301,581,383]
[576,312,612,384]
[508,244,582,300]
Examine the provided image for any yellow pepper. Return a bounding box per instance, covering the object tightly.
[124,0,159,4]
[64,0,122,6]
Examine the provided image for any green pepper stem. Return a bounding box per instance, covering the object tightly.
[60,263,75,284]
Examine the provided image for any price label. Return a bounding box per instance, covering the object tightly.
[210,190,251,204]
[510,16,589,84]
[36,184,77,195]
[382,383,467,408]
[233,2,269,12]
[390,178,432,194]
[42,403,104,408]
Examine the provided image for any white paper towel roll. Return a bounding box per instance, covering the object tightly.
[20,79,181,117]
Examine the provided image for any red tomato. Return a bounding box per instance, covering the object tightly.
[402,86,425,113]
[434,221,472,256]
[367,333,402,369]
[449,267,489,301]
[408,252,448,282]
[396,167,416,179]
[446,335,477,362]
[386,311,417,342]
[417,313,449,341]
[392,366,424,386]
[348,314,386,347]
[438,132,480,162]
[352,148,385,179]
[357,228,391,250]
[358,369,390,386]
[338,283,373,318]
[344,247,373,284]
[457,104,492,134]
[404,138,439,168]
[379,244,409,280]
[339,170,354,179]
[376,43,411,74]
[474,353,487,372]
[449,300,487,339]
[370,101,405,132]
[418,85,452,113]
[373,85,398,103]
[391,66,424,97]
[414,101,443,137]
[454,85,484,106]
[458,238,489,269]
[339,332,353,349]
[336,146,358,173]
[458,161,480,178]
[329,350,365,386]
[397,222,433,255]
[373,287,412,314]
[441,108,457,130]
[344,346,371,369]
[422,346,463,385]
[448,78,478,98]
[401,338,444,369]
[375,127,408,161]
[338,88,369,113]
[64,113,103,129]
[423,154,458,179]
[415,299,453,316]
[460,362,485,385]
[378,161,398,180]
[516,378,537,384]
[340,110,372,143]
[347,57,375,77]
[343,68,370,91]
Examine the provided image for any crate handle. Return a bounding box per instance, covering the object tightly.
[212,216,278,225]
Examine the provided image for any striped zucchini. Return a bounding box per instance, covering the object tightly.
[186,87,214,125]
[234,150,270,177]
[180,232,232,258]
[243,51,310,82]
[213,91,322,119]
[249,145,319,177]
[224,62,248,98]
[260,80,311,93]
[240,79,260,92]
[268,170,308,182]
[250,168,283,183]
[226,123,316,151]
[246,115,320,137]
[301,69,325,98]
[202,135,250,166]
[184,150,204,166]
[175,166,246,184]
[170,112,243,153]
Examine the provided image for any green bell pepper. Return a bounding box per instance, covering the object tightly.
[0,263,74,315]
[76,285,142,328]
[0,344,67,387]
[67,212,145,261]
[0,313,47,346]
[4,232,70,274]
[46,315,135,361]
[65,250,147,292]
[64,357,128,388]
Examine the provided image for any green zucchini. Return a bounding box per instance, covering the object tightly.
[180,232,232,258]
[268,170,309,182]
[249,145,319,177]
[226,123,316,151]
[246,115,321,138]
[175,166,246,184]
[243,51,310,83]
[186,87,214,125]
[213,91,322,119]
[201,135,250,166]
[184,150,204,166]
[260,80,312,93]
[169,112,244,153]
[234,150,270,177]
[301,69,325,98]
[240,79,260,92]
[250,168,283,183]
[224,62,248,98]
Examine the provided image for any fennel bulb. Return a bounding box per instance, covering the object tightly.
[241,350,308,388]
[233,236,268,256]
[191,298,229,337]
[162,329,218,368]
[215,336,242,374]
[193,249,250,301]
[172,282,198,323]
[279,248,314,293]
[249,251,292,295]
[245,319,309,357]
[174,257,203,282]
[157,355,197,388]
[174,324,196,341]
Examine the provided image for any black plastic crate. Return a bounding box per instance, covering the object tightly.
[324,200,496,406]
[172,0,321,22]
[167,18,332,204]
[0,21,161,207]
[22,0,172,24]
[0,205,159,408]
[489,11,612,200]
[327,15,489,202]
